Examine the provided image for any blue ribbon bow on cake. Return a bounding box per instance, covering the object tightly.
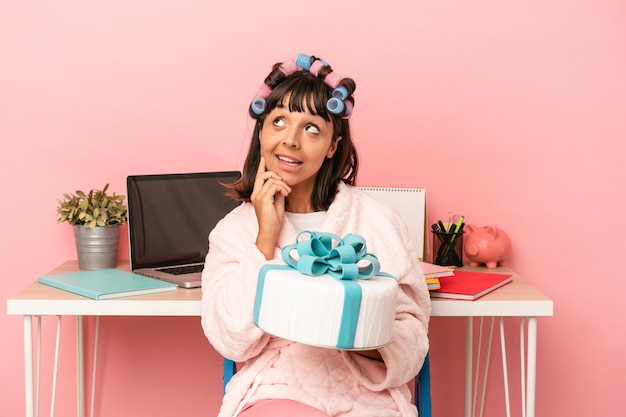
[281,231,383,280]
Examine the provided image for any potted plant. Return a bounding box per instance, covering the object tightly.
[57,184,128,270]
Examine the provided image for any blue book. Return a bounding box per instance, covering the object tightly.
[38,269,178,300]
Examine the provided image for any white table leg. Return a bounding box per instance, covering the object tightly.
[499,317,511,417]
[24,316,34,417]
[472,317,483,417]
[478,318,495,417]
[89,316,100,417]
[50,316,63,417]
[76,316,85,417]
[526,317,538,417]
[465,317,473,417]
[520,319,526,417]
[460,314,541,417]
[36,317,41,417]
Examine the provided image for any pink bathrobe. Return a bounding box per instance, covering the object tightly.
[201,183,431,417]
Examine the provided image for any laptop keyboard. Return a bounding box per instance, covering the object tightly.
[156,264,204,275]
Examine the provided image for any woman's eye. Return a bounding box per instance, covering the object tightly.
[305,124,320,134]
[272,117,285,127]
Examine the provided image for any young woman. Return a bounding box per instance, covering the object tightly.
[201,54,431,417]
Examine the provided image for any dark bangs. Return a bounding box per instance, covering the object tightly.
[264,72,334,123]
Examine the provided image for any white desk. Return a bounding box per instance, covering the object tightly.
[7,261,553,417]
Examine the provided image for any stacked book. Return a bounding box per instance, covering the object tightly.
[419,261,454,290]
[420,262,513,300]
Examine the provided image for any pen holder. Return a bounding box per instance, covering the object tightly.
[432,230,464,267]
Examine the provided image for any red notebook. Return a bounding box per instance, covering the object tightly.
[429,270,513,300]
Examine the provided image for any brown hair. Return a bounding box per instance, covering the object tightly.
[228,58,359,211]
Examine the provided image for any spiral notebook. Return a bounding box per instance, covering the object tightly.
[359,187,427,260]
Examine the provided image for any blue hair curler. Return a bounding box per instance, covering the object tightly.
[296,54,312,70]
[251,98,266,115]
[326,97,345,115]
[331,86,348,100]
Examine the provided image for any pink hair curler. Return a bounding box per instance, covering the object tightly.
[279,59,300,76]
[324,72,342,89]
[309,59,325,76]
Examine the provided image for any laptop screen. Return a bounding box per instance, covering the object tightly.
[127,171,241,270]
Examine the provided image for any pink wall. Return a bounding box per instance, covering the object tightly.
[2,1,625,416]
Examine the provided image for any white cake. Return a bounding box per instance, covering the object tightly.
[253,265,398,350]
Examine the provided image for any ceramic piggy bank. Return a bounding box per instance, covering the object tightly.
[463,224,511,268]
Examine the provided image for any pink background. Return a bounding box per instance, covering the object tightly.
[2,1,625,416]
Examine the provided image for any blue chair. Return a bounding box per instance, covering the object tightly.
[415,353,432,417]
[223,357,237,395]
[222,353,431,417]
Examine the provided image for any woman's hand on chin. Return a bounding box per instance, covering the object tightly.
[252,156,291,259]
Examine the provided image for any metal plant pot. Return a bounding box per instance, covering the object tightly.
[73,225,120,270]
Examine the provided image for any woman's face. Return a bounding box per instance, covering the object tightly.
[258,95,340,193]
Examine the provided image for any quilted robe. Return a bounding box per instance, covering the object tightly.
[201,183,431,417]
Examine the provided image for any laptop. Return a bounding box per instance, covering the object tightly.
[127,171,241,288]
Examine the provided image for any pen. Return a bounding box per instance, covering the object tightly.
[454,221,466,236]
[452,216,465,235]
